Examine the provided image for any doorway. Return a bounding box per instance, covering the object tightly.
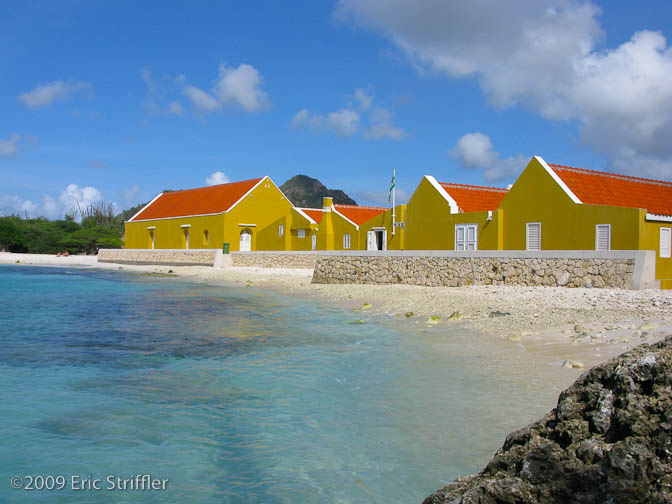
[367,229,387,251]
[239,229,252,251]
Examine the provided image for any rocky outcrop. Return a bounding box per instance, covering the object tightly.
[423,337,672,504]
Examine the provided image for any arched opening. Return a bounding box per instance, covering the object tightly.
[239,228,252,252]
[149,231,155,250]
[203,230,209,246]
[183,228,190,249]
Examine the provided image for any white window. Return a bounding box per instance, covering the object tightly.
[455,224,478,251]
[298,229,306,239]
[595,224,611,251]
[343,233,351,249]
[526,222,541,251]
[278,225,284,237]
[661,227,671,258]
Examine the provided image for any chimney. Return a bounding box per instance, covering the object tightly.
[322,196,333,210]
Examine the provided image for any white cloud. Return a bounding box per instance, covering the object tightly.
[183,85,222,113]
[0,184,113,220]
[0,134,21,157]
[335,1,672,179]
[205,171,231,186]
[292,108,361,137]
[168,101,184,115]
[293,87,406,140]
[18,80,91,109]
[449,133,528,181]
[353,87,374,110]
[365,108,407,140]
[212,63,270,112]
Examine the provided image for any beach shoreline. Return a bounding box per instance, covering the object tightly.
[3,251,671,387]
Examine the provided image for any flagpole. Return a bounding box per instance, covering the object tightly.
[391,168,396,236]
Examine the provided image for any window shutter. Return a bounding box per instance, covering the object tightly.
[596,225,610,251]
[526,223,541,251]
[661,228,671,258]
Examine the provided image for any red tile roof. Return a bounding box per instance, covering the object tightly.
[438,182,508,212]
[549,164,672,217]
[299,208,323,224]
[130,178,263,221]
[333,204,387,225]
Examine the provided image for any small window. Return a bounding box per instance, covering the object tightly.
[661,227,671,258]
[298,229,306,239]
[278,225,284,237]
[343,233,351,249]
[595,224,610,251]
[203,230,209,246]
[526,222,541,251]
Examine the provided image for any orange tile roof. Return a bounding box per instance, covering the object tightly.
[333,204,387,225]
[549,164,672,217]
[299,208,323,224]
[439,182,508,212]
[130,178,263,221]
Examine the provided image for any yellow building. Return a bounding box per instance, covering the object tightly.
[405,175,507,250]
[359,204,407,250]
[124,176,303,252]
[302,198,389,250]
[499,156,672,283]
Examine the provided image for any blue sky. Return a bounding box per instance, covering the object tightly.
[2,0,672,219]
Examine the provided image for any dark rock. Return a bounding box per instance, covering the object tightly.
[280,174,357,208]
[489,311,512,318]
[422,336,672,504]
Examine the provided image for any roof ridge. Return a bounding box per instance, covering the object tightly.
[439,182,508,192]
[549,164,672,187]
[170,177,265,193]
[333,204,389,210]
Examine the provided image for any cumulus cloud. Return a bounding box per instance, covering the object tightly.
[0,134,21,157]
[365,108,407,140]
[0,184,112,220]
[291,108,361,137]
[183,86,222,113]
[449,133,528,181]
[212,63,270,112]
[292,87,406,140]
[205,171,231,186]
[18,80,91,109]
[183,63,270,114]
[335,0,672,178]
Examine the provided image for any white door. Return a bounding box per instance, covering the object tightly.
[239,229,252,252]
[367,231,376,251]
[455,224,477,251]
[311,234,316,250]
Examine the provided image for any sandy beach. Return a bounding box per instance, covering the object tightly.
[3,251,671,384]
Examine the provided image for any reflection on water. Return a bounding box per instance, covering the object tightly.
[0,265,558,503]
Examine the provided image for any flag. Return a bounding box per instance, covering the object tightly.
[388,170,396,203]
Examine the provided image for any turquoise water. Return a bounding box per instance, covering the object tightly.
[0,265,556,503]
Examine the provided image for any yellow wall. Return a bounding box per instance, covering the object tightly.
[405,177,502,250]
[359,205,407,250]
[124,177,296,251]
[329,209,360,251]
[125,213,226,250]
[499,158,641,251]
[289,209,318,251]
[639,215,672,279]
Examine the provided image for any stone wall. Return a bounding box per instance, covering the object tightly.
[312,251,656,289]
[98,249,217,266]
[231,252,317,269]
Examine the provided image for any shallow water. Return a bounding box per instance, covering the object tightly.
[0,265,559,503]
